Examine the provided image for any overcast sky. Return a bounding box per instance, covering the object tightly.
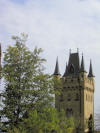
[0,0,100,113]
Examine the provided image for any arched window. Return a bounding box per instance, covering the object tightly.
[69,64,75,74]
[66,108,73,117]
[67,94,71,101]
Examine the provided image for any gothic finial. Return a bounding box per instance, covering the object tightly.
[53,57,60,75]
[88,60,94,77]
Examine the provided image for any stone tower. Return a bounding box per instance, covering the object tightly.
[53,51,95,133]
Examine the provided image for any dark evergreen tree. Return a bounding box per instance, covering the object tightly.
[88,114,94,133]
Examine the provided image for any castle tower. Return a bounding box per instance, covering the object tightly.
[54,51,95,133]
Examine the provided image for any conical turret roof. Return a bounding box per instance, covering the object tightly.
[80,54,86,72]
[88,60,94,77]
[63,62,68,77]
[53,57,60,75]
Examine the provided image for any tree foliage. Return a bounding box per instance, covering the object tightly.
[8,108,74,133]
[0,34,74,133]
[88,115,94,133]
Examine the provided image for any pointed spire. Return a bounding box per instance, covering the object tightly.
[53,57,60,75]
[63,62,68,77]
[80,53,86,72]
[88,60,94,77]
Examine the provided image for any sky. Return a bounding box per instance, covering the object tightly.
[0,0,100,113]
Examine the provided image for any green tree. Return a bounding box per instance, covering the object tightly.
[15,108,74,133]
[0,34,74,133]
[88,114,94,133]
[0,34,54,131]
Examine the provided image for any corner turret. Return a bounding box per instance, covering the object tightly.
[88,60,94,77]
[53,57,61,78]
[80,54,86,73]
[63,62,68,77]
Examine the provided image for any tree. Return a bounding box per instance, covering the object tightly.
[0,34,54,131]
[9,108,74,133]
[0,33,74,133]
[88,114,94,133]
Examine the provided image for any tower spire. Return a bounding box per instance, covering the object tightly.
[88,60,94,77]
[80,53,86,72]
[53,57,60,75]
[63,62,68,77]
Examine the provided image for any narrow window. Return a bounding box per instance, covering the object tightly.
[67,94,71,101]
[60,94,63,102]
[66,108,73,117]
[69,64,75,74]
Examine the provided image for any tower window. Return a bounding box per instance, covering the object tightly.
[66,108,73,117]
[60,94,63,102]
[69,64,75,74]
[67,94,71,101]
[71,79,73,82]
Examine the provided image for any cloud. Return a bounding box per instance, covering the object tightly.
[0,0,100,111]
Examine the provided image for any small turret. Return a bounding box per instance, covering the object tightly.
[80,54,86,73]
[53,57,60,76]
[63,62,68,77]
[88,60,94,77]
